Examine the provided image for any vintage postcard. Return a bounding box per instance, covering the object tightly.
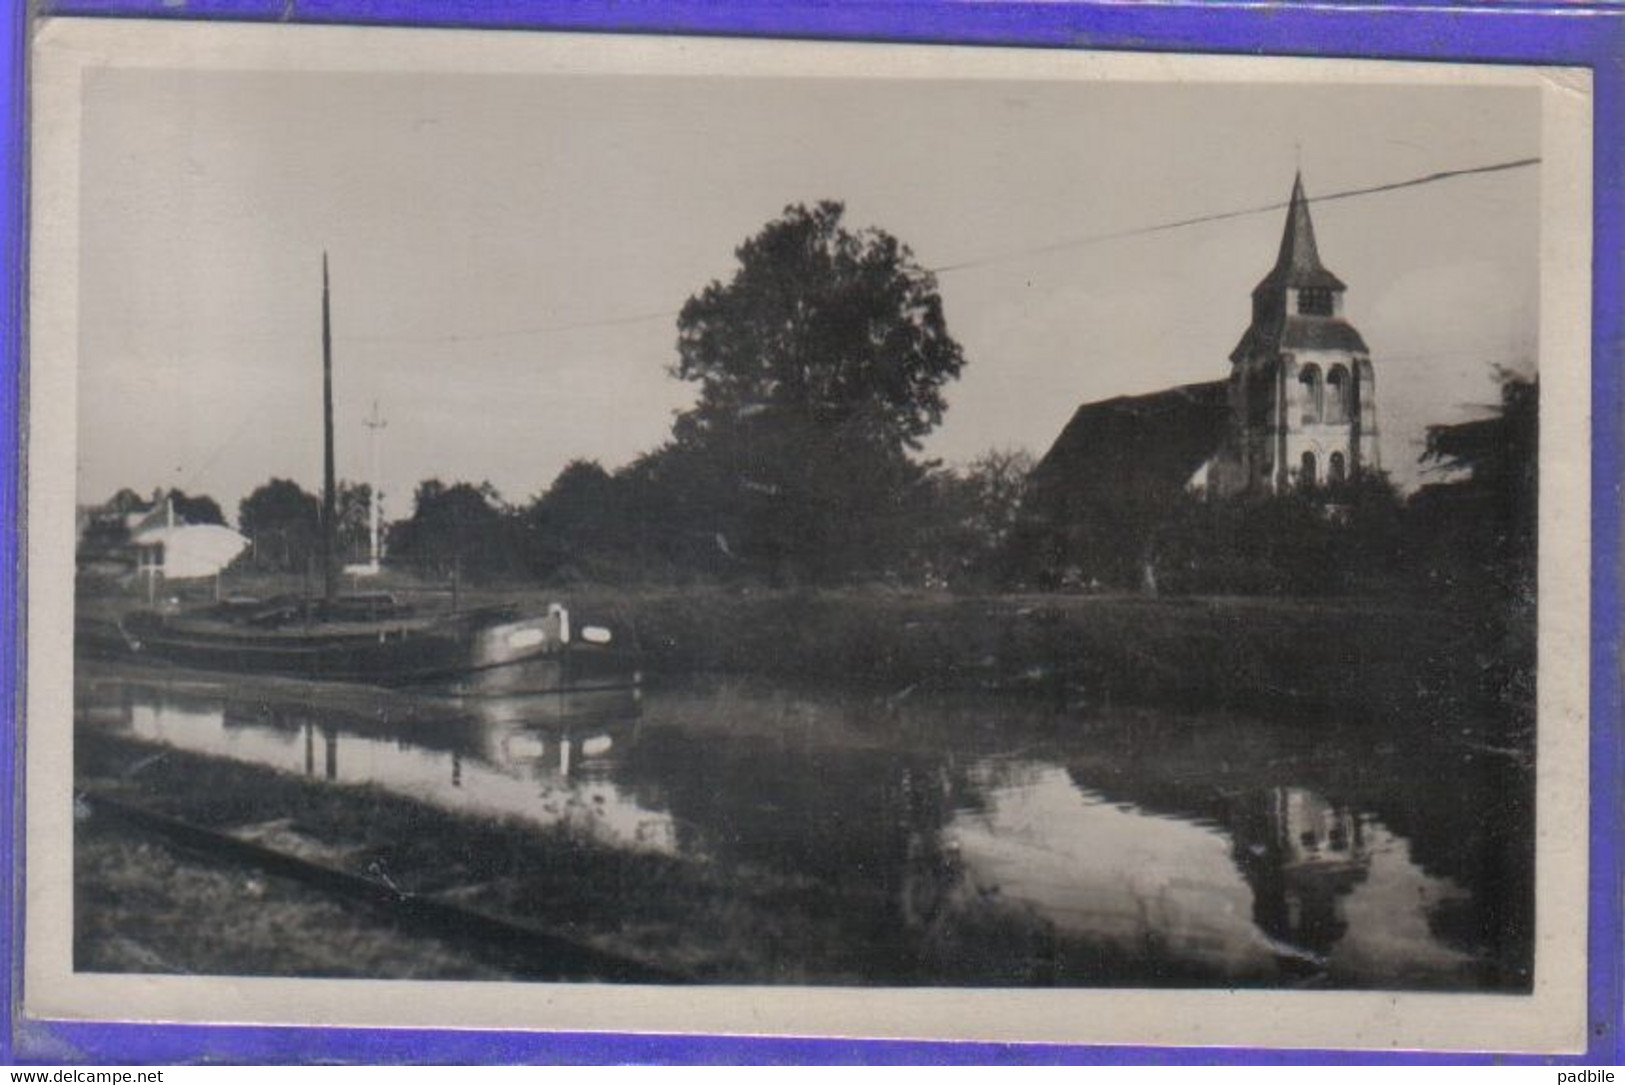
[24,18,1593,1052]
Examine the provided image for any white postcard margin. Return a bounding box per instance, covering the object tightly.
[22,18,1595,1054]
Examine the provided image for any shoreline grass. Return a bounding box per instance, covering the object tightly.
[75,730,917,984]
[78,572,1533,736]
[75,814,517,981]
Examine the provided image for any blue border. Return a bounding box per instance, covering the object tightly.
[6,0,1621,1066]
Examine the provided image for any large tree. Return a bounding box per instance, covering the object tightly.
[667,201,966,582]
[675,200,963,449]
[1412,372,1538,599]
[1421,373,1537,506]
[237,479,321,573]
[518,460,630,579]
[387,479,517,582]
[914,448,1037,587]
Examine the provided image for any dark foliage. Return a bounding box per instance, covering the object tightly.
[1408,373,1539,725]
[516,460,629,582]
[505,442,1035,591]
[78,487,229,565]
[387,480,520,583]
[1153,474,1406,597]
[237,479,321,573]
[101,488,149,517]
[1411,374,1538,601]
[440,205,1007,589]
[77,489,148,559]
[335,481,375,565]
[674,200,964,453]
[166,489,227,527]
[911,449,1036,588]
[659,201,966,584]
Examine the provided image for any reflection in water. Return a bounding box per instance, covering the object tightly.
[77,669,1529,990]
[1233,787,1372,962]
[120,687,674,853]
[943,763,1279,979]
[938,770,1479,986]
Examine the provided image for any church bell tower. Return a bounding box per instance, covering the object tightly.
[1211,173,1378,497]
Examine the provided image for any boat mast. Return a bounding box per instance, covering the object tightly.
[321,253,338,603]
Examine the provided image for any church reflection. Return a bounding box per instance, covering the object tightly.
[1228,787,1371,965]
[920,762,1481,987]
[606,715,1484,987]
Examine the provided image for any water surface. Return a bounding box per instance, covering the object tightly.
[75,664,1532,990]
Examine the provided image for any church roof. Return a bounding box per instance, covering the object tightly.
[1028,380,1230,511]
[1231,315,1369,360]
[1253,172,1346,294]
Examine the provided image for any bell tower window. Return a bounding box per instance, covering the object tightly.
[1298,363,1323,424]
[1329,451,1347,484]
[1326,364,1350,423]
[1298,288,1333,316]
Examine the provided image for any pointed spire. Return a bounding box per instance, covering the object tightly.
[1275,172,1320,274]
[1256,171,1345,294]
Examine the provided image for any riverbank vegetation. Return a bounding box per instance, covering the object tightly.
[78,200,1536,607]
[75,201,1538,738]
[78,576,1529,742]
[75,814,513,981]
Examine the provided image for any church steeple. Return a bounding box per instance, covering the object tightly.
[1246,172,1352,330]
[1257,172,1346,294]
[1213,170,1379,498]
[1254,173,1345,300]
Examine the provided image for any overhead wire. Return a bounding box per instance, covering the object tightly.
[152,156,1542,495]
[929,156,1540,274]
[330,155,1540,347]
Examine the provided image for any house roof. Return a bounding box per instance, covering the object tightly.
[130,522,249,579]
[1253,172,1347,295]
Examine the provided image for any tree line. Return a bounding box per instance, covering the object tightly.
[247,201,1018,589]
[80,200,1538,604]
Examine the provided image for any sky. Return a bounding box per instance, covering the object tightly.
[75,65,1541,519]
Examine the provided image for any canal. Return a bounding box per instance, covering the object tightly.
[73,663,1533,991]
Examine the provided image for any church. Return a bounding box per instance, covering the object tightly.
[1205,172,1379,496]
[1015,173,1381,583]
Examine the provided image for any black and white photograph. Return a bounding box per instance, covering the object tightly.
[24,20,1593,1051]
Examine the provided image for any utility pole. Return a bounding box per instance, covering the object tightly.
[363,399,387,571]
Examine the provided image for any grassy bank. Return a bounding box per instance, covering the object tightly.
[80,570,1531,733]
[75,815,515,981]
[76,731,931,984]
[534,587,1525,733]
